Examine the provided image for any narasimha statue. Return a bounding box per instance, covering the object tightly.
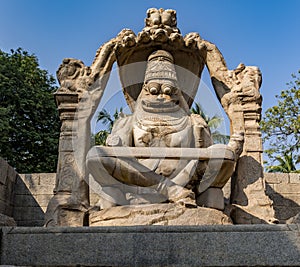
[87,49,243,211]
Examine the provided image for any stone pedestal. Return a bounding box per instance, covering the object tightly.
[1,225,300,266]
[89,204,232,226]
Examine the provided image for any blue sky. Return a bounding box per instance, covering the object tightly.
[1,0,299,132]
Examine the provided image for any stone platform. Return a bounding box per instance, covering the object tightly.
[1,225,300,266]
[89,204,232,226]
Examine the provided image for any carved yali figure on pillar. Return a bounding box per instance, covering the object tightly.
[46,8,276,226]
[87,50,243,214]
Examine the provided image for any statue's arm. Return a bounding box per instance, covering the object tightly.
[91,38,117,79]
[202,40,232,101]
[190,114,213,148]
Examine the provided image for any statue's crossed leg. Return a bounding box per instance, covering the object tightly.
[87,154,197,208]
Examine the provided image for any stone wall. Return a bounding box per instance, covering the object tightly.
[0,158,17,217]
[265,172,300,223]
[11,172,300,225]
[14,173,56,226]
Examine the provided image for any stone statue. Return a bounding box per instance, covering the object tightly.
[45,8,276,226]
[87,49,243,212]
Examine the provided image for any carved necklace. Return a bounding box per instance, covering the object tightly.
[135,109,190,135]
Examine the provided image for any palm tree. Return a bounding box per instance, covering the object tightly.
[191,102,229,144]
[95,107,123,145]
[266,153,300,173]
[97,107,123,132]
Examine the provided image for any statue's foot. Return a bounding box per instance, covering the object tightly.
[168,186,197,208]
[176,196,197,208]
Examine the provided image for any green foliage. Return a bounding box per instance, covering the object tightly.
[266,154,300,173]
[191,102,229,144]
[94,130,109,146]
[95,108,123,145]
[261,70,300,170]
[0,48,60,173]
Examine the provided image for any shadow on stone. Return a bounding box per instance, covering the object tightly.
[13,175,45,226]
[266,182,300,223]
[231,155,264,206]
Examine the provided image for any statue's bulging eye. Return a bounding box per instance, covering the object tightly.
[162,84,175,95]
[148,82,160,94]
[163,86,172,95]
[149,87,158,94]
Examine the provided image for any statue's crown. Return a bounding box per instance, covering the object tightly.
[148,50,174,63]
[144,50,177,82]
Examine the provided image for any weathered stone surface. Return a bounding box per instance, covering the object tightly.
[274,183,300,194]
[275,206,300,221]
[18,173,56,187]
[90,204,232,226]
[265,172,289,184]
[0,157,8,185]
[13,206,45,221]
[1,225,300,266]
[0,200,13,217]
[14,194,52,208]
[13,172,56,226]
[0,158,17,218]
[287,212,300,224]
[86,47,242,214]
[0,213,16,226]
[290,173,300,183]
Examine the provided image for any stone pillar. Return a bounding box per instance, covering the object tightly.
[231,107,276,224]
[45,40,117,226]
[45,91,89,226]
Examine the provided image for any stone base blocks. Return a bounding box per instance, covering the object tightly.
[0,158,16,215]
[13,173,56,226]
[265,173,300,223]
[1,225,300,266]
[0,158,17,225]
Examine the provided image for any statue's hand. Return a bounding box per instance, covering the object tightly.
[228,132,244,159]
[106,135,122,146]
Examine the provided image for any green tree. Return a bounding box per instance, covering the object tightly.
[94,130,109,146]
[191,102,229,144]
[0,48,60,173]
[95,107,123,145]
[261,70,300,170]
[266,154,300,173]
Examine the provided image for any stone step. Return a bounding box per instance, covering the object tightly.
[1,225,300,266]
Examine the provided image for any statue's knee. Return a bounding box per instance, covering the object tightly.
[210,159,235,188]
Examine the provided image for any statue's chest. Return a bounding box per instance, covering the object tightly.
[133,121,193,148]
